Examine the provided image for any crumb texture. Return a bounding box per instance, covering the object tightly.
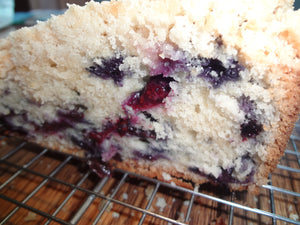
[0,0,299,190]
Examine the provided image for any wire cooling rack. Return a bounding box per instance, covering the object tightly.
[0,120,299,225]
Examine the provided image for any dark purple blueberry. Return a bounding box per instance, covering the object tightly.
[198,58,243,88]
[112,153,123,162]
[3,88,11,96]
[87,56,125,86]
[188,166,201,174]
[241,120,263,139]
[188,165,254,185]
[124,75,175,112]
[57,105,86,121]
[0,113,29,136]
[142,111,158,122]
[238,95,263,139]
[115,118,132,136]
[216,168,235,184]
[115,118,156,139]
[40,121,69,134]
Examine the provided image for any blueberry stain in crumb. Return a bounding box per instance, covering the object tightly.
[238,95,263,139]
[72,117,157,156]
[87,56,125,86]
[151,57,188,76]
[133,151,167,161]
[198,58,243,88]
[238,95,256,119]
[37,105,86,134]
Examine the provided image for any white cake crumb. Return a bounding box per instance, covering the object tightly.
[122,193,128,200]
[289,213,299,221]
[24,212,37,222]
[155,197,167,212]
[178,212,185,220]
[106,203,114,212]
[170,181,176,186]
[145,185,155,200]
[112,212,120,218]
[162,172,172,181]
[183,200,190,206]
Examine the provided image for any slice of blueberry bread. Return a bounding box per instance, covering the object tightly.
[1,0,300,191]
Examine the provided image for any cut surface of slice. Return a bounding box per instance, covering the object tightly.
[0,0,300,191]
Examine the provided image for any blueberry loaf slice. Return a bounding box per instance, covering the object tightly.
[1,0,300,191]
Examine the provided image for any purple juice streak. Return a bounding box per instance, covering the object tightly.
[151,57,188,76]
[37,106,86,134]
[71,116,157,162]
[87,56,125,86]
[133,151,167,161]
[86,117,157,148]
[72,116,159,178]
[101,144,120,162]
[87,158,112,177]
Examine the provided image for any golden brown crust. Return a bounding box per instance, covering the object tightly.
[110,158,252,191]
[257,68,300,185]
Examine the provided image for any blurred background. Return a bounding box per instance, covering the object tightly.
[0,0,300,30]
[17,0,300,10]
[16,0,93,11]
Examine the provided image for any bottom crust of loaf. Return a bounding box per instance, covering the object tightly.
[2,131,269,193]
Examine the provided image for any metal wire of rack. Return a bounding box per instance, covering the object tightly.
[0,121,299,225]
